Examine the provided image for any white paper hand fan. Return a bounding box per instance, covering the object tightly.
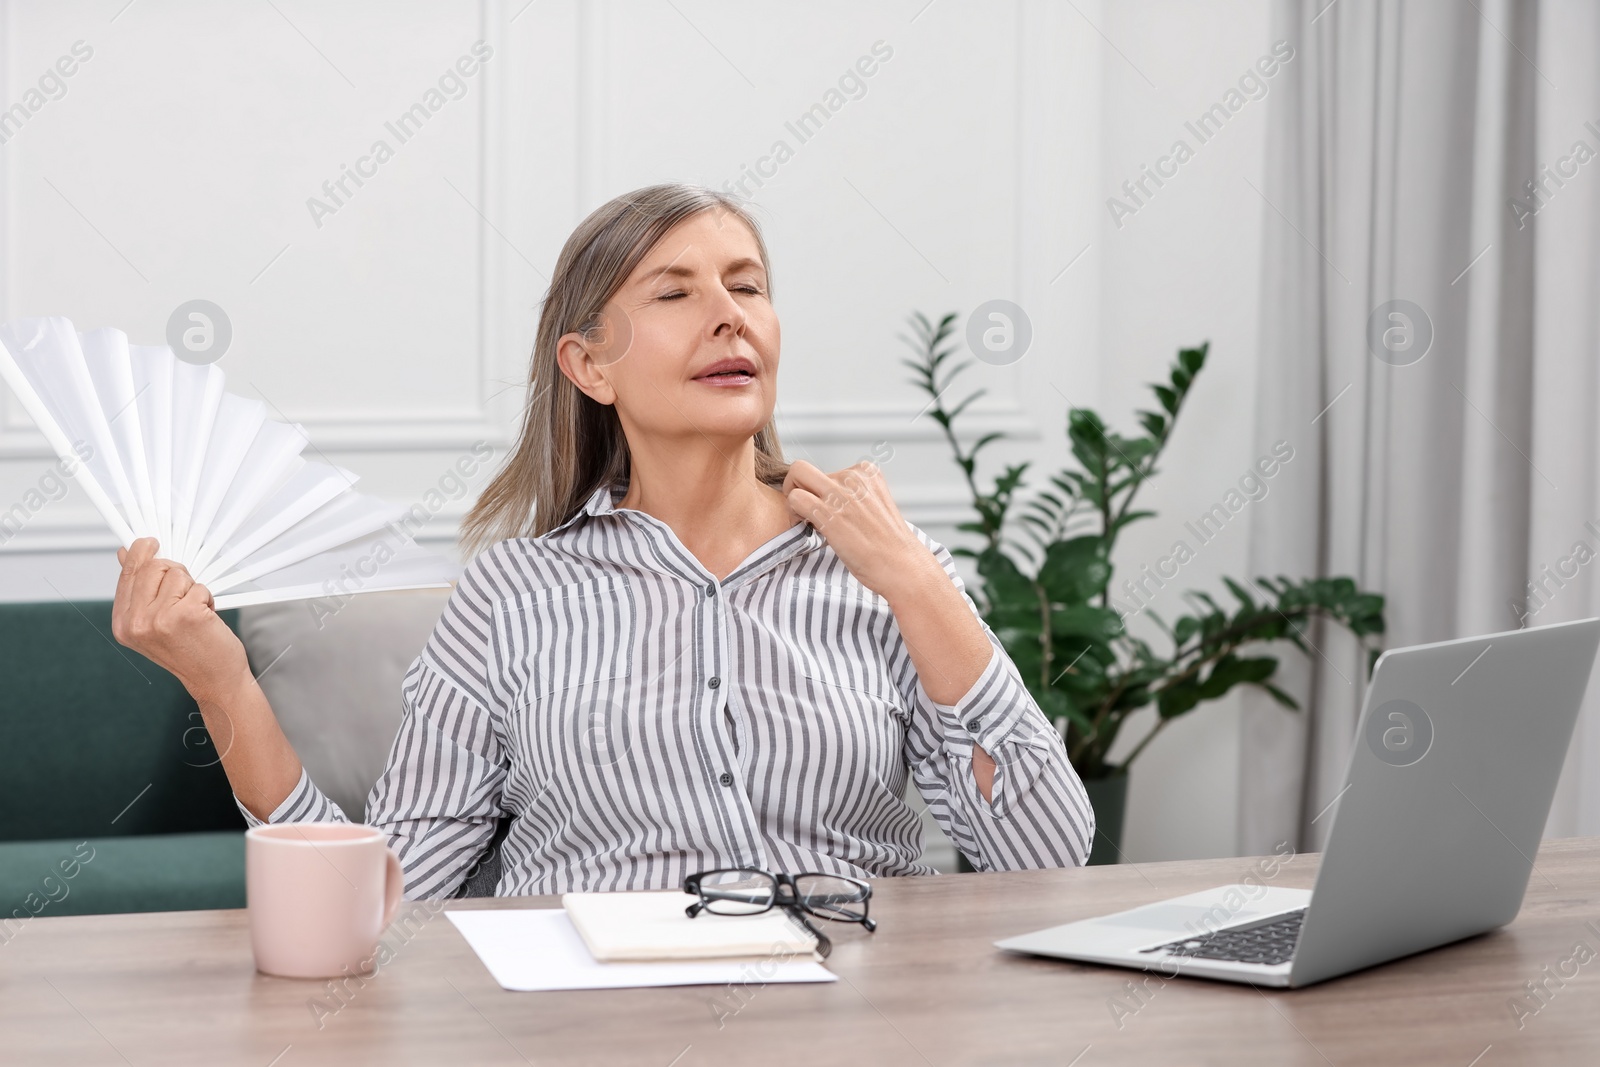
[0,316,460,608]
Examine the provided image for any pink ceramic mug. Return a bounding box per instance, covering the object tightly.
[246,823,403,979]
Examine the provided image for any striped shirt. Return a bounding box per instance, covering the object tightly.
[236,481,1095,898]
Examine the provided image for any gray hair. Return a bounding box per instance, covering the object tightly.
[461,183,789,554]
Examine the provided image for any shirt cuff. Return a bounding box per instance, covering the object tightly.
[233,766,348,827]
[924,642,1033,752]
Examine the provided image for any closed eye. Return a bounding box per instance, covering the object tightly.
[658,285,765,301]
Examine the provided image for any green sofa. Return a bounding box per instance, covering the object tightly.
[0,600,246,918]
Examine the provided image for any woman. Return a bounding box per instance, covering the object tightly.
[112,183,1094,898]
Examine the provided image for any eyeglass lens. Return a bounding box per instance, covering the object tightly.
[792,874,870,922]
[698,869,778,914]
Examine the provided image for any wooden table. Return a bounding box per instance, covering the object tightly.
[5,838,1600,1065]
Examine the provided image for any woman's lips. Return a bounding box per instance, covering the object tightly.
[693,371,755,387]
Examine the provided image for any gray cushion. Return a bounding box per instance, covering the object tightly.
[237,589,453,822]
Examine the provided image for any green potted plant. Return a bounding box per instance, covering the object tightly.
[903,312,1386,864]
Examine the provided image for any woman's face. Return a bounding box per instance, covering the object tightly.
[558,209,779,450]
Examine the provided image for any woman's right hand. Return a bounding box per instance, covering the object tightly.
[111,537,251,704]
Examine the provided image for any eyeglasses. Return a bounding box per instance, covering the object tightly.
[682,867,877,960]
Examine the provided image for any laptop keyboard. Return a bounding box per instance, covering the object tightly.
[1139,908,1306,966]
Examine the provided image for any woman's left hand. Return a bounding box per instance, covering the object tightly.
[782,459,935,601]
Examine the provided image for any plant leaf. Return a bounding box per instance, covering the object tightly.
[1257,681,1300,710]
[1222,577,1256,610]
[1037,536,1113,605]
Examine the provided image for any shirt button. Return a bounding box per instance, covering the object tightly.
[718,772,734,787]
[708,676,721,689]
[966,718,982,732]
[705,584,717,597]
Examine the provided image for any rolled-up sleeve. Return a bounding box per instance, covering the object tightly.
[234,767,346,827]
[897,528,1096,870]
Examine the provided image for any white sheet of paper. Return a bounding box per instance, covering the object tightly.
[445,909,838,993]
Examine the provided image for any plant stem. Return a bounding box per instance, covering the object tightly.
[1117,715,1173,770]
[1076,608,1307,768]
[935,399,999,553]
[1077,675,1132,764]
[1037,585,1053,695]
[1096,446,1113,609]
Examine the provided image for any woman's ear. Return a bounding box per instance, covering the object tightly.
[555,330,617,406]
[555,306,633,407]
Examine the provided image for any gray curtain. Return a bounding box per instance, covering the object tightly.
[1241,0,1600,853]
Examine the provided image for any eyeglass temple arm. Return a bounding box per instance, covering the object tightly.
[786,906,833,960]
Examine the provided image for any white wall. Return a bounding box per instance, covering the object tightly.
[0,0,1274,861]
[0,0,522,598]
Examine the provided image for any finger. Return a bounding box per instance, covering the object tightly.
[117,538,160,606]
[113,546,132,635]
[179,579,215,615]
[828,466,877,512]
[855,458,888,482]
[119,536,159,578]
[785,485,826,529]
[129,556,177,609]
[782,459,826,497]
[114,539,144,612]
[116,543,170,643]
[852,460,895,500]
[787,463,844,514]
[153,562,195,606]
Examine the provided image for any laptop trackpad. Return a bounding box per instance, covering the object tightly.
[1097,903,1262,932]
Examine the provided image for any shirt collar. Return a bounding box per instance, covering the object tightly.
[556,479,824,586]
[583,481,626,517]
[538,480,624,539]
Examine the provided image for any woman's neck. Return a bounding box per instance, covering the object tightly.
[616,446,798,581]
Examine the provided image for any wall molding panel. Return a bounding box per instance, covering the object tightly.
[2,0,1070,581]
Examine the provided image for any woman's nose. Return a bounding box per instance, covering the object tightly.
[708,289,747,337]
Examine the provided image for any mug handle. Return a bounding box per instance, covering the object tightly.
[380,847,403,929]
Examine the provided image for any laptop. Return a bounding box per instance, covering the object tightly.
[995,616,1600,988]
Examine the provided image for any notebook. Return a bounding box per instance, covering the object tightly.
[445,909,836,991]
[561,890,821,962]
